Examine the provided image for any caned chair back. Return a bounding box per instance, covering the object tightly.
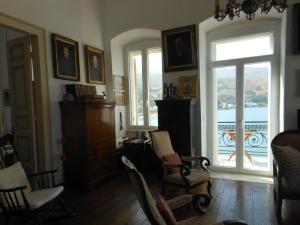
[271,130,300,150]
[121,156,167,225]
[149,131,175,159]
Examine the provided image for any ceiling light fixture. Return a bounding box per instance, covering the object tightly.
[215,0,288,21]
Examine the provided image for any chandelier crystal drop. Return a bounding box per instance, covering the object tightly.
[215,0,287,21]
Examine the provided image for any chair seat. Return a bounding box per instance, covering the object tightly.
[27,186,64,209]
[164,169,210,186]
[177,215,223,225]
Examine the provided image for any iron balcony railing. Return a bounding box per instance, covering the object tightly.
[218,121,268,157]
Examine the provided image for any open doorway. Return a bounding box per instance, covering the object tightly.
[0,12,53,173]
[0,26,38,173]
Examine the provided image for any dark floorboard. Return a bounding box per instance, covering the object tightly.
[2,172,300,225]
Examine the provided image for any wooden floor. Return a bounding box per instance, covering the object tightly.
[3,172,300,225]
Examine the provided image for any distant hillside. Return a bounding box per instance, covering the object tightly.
[217,67,268,107]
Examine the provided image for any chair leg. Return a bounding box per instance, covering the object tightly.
[207,181,212,199]
[161,182,166,195]
[273,188,277,202]
[57,198,76,217]
[4,214,10,225]
[32,213,43,225]
[276,196,282,221]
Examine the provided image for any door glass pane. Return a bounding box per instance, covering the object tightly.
[243,62,270,171]
[212,33,273,61]
[129,51,144,126]
[214,66,236,168]
[148,48,162,127]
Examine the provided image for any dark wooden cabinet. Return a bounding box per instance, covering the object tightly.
[60,100,116,191]
[155,98,197,157]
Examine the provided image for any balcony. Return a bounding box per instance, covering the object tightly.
[216,121,269,171]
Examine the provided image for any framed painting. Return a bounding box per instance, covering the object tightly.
[113,90,126,105]
[162,25,198,72]
[178,75,198,97]
[85,45,106,84]
[52,33,80,81]
[113,75,125,90]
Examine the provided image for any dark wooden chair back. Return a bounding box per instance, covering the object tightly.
[121,156,167,225]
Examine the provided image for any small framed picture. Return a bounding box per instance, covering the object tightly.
[113,75,125,90]
[178,75,198,97]
[85,45,105,84]
[162,25,198,72]
[3,89,10,106]
[114,90,126,105]
[52,33,80,81]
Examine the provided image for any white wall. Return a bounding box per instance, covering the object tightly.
[0,0,105,174]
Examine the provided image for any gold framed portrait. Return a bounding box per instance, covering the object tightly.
[178,75,198,97]
[85,45,105,84]
[113,75,126,90]
[162,25,198,72]
[113,90,126,105]
[52,33,80,81]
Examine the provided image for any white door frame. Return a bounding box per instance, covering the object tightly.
[0,12,52,171]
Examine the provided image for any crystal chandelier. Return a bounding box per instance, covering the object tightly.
[215,0,288,21]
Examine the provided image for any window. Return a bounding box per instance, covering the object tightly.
[206,22,280,176]
[127,43,162,129]
[212,33,274,61]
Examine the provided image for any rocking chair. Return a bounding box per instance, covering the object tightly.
[0,162,75,225]
[149,130,212,199]
[121,156,247,225]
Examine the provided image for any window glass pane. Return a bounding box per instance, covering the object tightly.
[212,33,273,61]
[148,48,162,127]
[129,51,144,126]
[214,66,236,168]
[243,62,270,171]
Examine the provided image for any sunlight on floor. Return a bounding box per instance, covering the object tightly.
[210,171,273,184]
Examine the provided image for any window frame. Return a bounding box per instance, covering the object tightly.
[124,40,162,131]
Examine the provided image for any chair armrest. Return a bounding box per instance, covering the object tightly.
[28,169,59,190]
[166,194,193,210]
[162,161,191,186]
[223,220,248,225]
[180,156,211,170]
[0,185,27,192]
[0,186,30,211]
[162,161,182,168]
[28,169,58,178]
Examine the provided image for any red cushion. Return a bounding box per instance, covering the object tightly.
[156,193,177,225]
[162,153,182,174]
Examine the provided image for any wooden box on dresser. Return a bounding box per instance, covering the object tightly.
[155,98,198,158]
[60,99,116,191]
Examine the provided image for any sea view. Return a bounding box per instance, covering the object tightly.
[218,107,268,157]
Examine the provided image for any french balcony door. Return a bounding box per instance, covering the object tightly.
[210,57,276,175]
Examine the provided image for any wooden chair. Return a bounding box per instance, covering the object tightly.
[149,130,212,199]
[121,156,247,225]
[271,130,300,220]
[0,162,75,225]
